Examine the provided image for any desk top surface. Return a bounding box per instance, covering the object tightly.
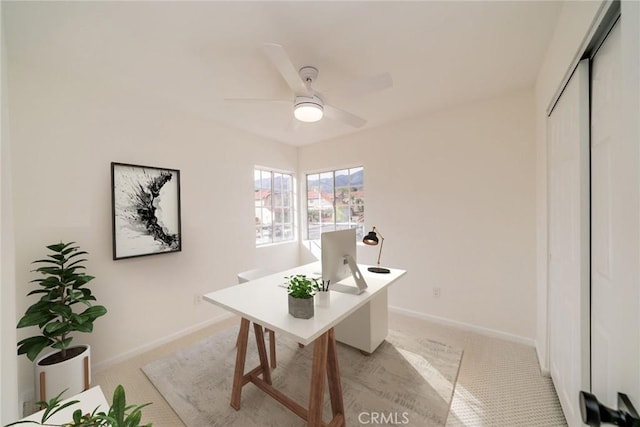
[203,262,406,345]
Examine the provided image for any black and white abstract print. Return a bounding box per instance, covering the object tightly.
[112,162,181,259]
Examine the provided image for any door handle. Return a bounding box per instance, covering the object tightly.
[580,391,640,426]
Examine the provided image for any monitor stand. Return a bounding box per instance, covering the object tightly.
[330,255,368,295]
[330,282,363,295]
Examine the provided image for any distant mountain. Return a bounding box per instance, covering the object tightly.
[255,169,363,193]
[308,169,364,193]
[255,174,292,191]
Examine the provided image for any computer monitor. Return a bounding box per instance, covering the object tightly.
[321,229,368,294]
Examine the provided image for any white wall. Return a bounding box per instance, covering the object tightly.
[299,89,537,342]
[1,3,19,421]
[7,61,300,401]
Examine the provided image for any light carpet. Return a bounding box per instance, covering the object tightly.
[142,326,462,426]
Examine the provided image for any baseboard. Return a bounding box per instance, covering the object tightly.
[92,312,235,373]
[388,305,536,347]
[93,307,535,372]
[535,341,551,377]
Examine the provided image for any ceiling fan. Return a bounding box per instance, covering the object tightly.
[225,43,392,128]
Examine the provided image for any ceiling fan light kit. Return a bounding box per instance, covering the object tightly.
[294,95,324,122]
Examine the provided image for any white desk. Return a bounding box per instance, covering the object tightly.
[203,262,406,427]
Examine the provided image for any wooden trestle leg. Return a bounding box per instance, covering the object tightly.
[308,332,329,426]
[308,328,345,426]
[326,328,345,421]
[253,323,272,385]
[229,321,345,427]
[231,318,250,410]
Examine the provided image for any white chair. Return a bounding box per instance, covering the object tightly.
[237,268,274,284]
[237,268,276,369]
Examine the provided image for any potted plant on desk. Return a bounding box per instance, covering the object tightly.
[16,242,107,402]
[286,274,318,319]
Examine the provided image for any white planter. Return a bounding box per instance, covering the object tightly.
[35,345,91,402]
[315,291,331,307]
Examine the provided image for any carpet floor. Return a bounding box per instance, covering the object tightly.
[142,325,462,426]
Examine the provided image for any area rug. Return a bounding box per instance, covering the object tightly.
[142,326,462,426]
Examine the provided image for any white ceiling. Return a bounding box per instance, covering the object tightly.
[4,1,562,146]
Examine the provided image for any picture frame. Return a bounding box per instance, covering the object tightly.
[111,162,182,260]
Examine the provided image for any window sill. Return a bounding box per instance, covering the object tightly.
[256,240,298,249]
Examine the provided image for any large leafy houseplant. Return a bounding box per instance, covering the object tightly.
[5,384,152,427]
[17,242,107,363]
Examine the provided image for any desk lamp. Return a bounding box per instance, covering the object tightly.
[362,227,390,273]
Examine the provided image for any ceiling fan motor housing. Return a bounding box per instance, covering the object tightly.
[299,66,319,84]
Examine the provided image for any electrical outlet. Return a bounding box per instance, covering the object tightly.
[193,294,203,305]
[433,287,441,298]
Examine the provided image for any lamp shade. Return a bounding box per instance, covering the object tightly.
[363,231,379,245]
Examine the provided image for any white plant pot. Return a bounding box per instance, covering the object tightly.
[315,291,331,307]
[35,345,91,402]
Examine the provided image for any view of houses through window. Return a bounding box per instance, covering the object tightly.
[306,167,364,240]
[255,169,294,245]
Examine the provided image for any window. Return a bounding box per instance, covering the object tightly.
[306,167,364,240]
[255,169,294,245]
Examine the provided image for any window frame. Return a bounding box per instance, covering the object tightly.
[254,167,295,246]
[305,166,364,241]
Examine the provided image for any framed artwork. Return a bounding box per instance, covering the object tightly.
[111,162,182,260]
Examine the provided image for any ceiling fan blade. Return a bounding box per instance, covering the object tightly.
[284,117,302,132]
[328,72,393,99]
[262,43,310,96]
[324,104,367,128]
[224,98,290,105]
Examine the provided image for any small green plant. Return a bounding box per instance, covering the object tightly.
[285,274,319,299]
[17,242,107,362]
[5,385,152,427]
